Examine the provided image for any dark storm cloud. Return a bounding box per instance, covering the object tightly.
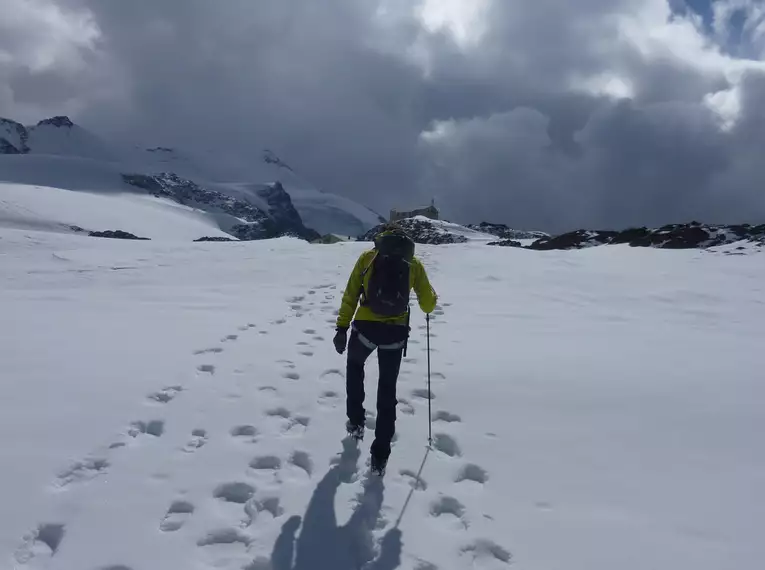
[3,0,765,231]
[76,0,428,211]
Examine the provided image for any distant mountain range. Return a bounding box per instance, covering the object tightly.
[0,116,384,240]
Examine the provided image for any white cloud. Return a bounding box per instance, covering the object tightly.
[416,0,490,48]
[0,0,100,73]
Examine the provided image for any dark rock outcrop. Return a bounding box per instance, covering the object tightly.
[487,239,523,248]
[194,236,236,242]
[89,230,150,240]
[529,230,618,250]
[468,222,549,241]
[37,116,74,128]
[255,182,320,241]
[528,222,765,250]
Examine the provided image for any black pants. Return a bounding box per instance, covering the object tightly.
[346,320,408,461]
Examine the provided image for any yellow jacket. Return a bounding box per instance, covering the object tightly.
[337,249,438,329]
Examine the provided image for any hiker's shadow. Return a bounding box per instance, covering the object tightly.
[269,437,402,570]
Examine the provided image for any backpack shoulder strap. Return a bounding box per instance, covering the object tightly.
[359,251,378,304]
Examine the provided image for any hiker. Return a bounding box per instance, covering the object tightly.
[333,225,437,475]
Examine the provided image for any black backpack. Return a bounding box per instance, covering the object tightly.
[361,231,415,317]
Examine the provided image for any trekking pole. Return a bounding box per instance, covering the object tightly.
[426,313,433,447]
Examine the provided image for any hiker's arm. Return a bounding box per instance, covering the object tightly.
[336,254,366,329]
[413,259,437,314]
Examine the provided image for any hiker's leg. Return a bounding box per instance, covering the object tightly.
[371,345,404,462]
[346,327,373,427]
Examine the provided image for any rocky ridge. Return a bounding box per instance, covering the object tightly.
[122,173,319,242]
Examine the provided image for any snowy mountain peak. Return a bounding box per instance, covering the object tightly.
[36,116,75,128]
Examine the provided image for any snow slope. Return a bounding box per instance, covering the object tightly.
[0,230,763,570]
[286,188,385,237]
[0,183,231,240]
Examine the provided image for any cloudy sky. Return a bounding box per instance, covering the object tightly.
[2,0,765,231]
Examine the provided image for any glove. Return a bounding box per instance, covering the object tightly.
[333,327,348,354]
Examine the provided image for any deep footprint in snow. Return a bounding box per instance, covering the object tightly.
[55,457,109,488]
[456,463,489,484]
[319,390,341,407]
[430,496,467,523]
[160,500,195,532]
[249,455,282,471]
[222,334,239,342]
[398,398,416,415]
[433,433,462,457]
[287,415,310,432]
[213,482,256,504]
[197,364,216,374]
[266,407,291,419]
[147,385,183,404]
[244,496,284,525]
[193,347,223,355]
[303,329,316,335]
[14,523,65,565]
[182,429,208,452]
[400,469,428,490]
[411,388,434,401]
[299,350,315,357]
[321,369,344,379]
[128,420,165,438]
[434,411,461,423]
[460,539,512,566]
[283,371,301,380]
[197,527,251,547]
[230,425,258,439]
[289,450,313,476]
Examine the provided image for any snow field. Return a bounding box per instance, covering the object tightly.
[0,182,231,240]
[1,230,763,569]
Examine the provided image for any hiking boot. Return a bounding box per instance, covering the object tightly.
[346,420,364,441]
[370,453,388,476]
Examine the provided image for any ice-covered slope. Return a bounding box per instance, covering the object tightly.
[287,187,385,237]
[0,182,231,240]
[1,232,762,570]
